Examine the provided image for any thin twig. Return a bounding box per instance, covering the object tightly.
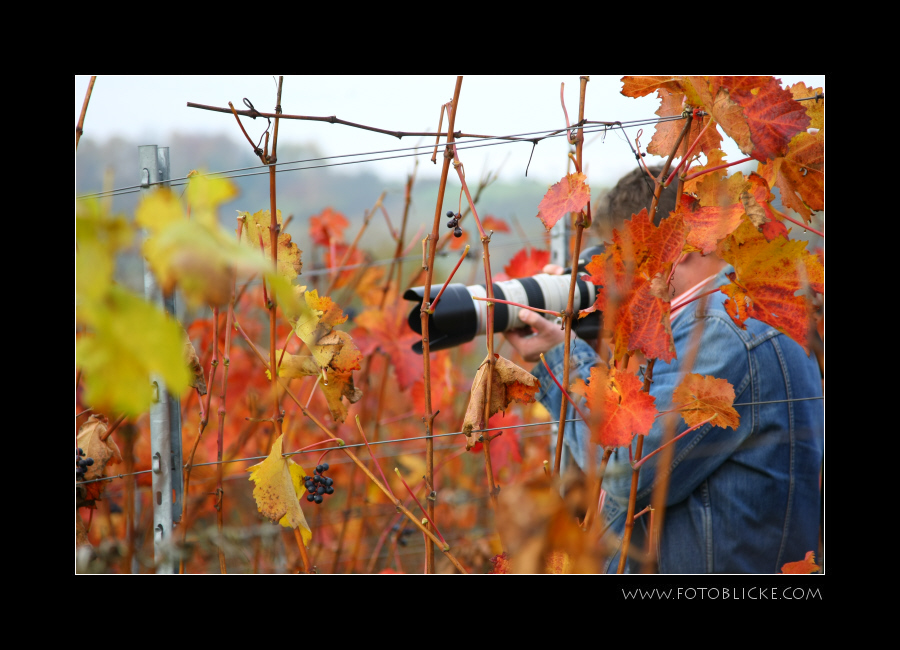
[419,76,463,573]
[75,76,96,150]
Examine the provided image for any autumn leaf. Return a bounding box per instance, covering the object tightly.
[583,209,686,363]
[467,411,523,476]
[505,247,550,279]
[184,174,237,226]
[570,366,657,448]
[449,229,470,251]
[482,216,511,233]
[671,373,739,429]
[77,286,191,415]
[238,209,302,281]
[789,82,824,131]
[648,88,721,159]
[462,355,539,449]
[683,149,728,196]
[352,309,421,391]
[77,414,123,482]
[247,433,312,544]
[679,192,746,256]
[277,343,363,423]
[620,76,682,98]
[711,77,810,162]
[536,173,590,231]
[717,220,824,352]
[309,207,349,246]
[757,129,824,222]
[291,290,351,369]
[780,551,821,574]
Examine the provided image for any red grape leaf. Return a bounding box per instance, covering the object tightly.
[309,207,349,246]
[671,373,739,429]
[781,551,820,574]
[536,173,590,231]
[505,247,550,279]
[571,366,657,449]
[761,220,789,242]
[482,216,510,233]
[462,355,539,449]
[717,220,824,352]
[757,130,824,222]
[468,411,523,476]
[583,209,686,363]
[648,89,722,159]
[620,76,682,98]
[711,77,809,162]
[682,149,727,196]
[352,309,421,391]
[679,194,746,256]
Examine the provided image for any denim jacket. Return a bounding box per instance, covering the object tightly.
[533,268,824,573]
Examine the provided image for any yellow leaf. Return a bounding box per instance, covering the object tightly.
[76,286,191,415]
[247,434,312,544]
[76,199,132,305]
[135,188,185,232]
[186,175,237,227]
[238,209,303,281]
[291,290,349,369]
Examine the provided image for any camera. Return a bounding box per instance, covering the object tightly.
[404,245,605,353]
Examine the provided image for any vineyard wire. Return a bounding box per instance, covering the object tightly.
[78,395,823,487]
[78,116,689,199]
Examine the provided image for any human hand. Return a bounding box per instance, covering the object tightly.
[504,308,566,362]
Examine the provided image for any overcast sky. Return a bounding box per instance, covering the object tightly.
[75,75,824,188]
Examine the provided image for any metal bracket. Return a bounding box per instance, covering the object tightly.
[141,168,150,188]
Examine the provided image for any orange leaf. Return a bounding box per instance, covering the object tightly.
[757,130,824,222]
[536,173,590,231]
[309,207,349,246]
[672,373,740,429]
[789,82,824,131]
[717,220,824,352]
[620,75,682,98]
[648,89,722,159]
[679,194,746,256]
[780,551,820,574]
[461,355,539,449]
[505,247,550,279]
[238,209,302,281]
[482,216,510,233]
[712,77,810,162]
[571,366,657,449]
[584,209,686,363]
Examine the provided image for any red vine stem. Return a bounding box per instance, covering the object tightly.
[616,358,656,573]
[75,76,96,149]
[429,244,470,312]
[232,321,468,573]
[419,76,463,573]
[779,212,824,238]
[553,76,590,476]
[538,353,591,424]
[671,287,720,312]
[215,280,236,575]
[292,527,311,574]
[681,156,753,182]
[631,415,715,470]
[393,468,448,547]
[665,119,713,186]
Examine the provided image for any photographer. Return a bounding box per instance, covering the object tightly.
[504,167,824,573]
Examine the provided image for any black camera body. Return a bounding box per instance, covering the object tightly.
[404,245,605,353]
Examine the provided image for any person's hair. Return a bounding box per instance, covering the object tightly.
[593,166,679,241]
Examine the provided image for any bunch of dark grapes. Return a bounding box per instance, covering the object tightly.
[446,211,463,238]
[76,447,94,481]
[304,463,334,505]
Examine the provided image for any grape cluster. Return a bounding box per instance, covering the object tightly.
[446,211,463,238]
[76,447,94,481]
[305,463,334,505]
